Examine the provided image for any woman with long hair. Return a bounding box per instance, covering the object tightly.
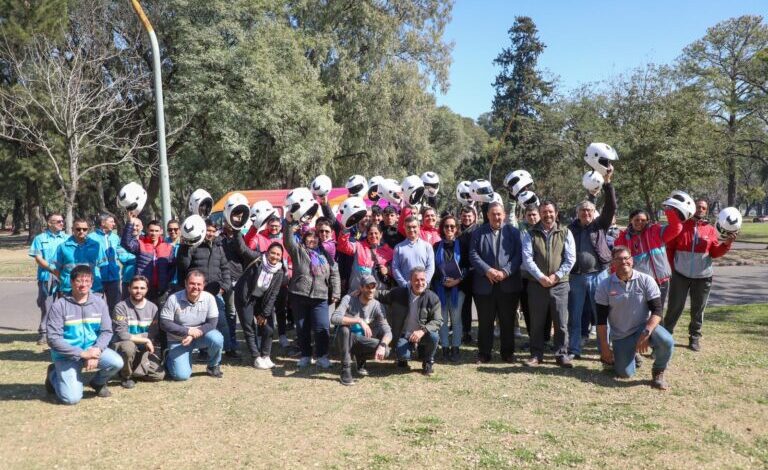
[433,214,468,362]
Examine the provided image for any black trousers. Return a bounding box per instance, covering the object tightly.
[474,286,520,359]
[527,281,569,359]
[336,326,388,367]
[236,298,274,358]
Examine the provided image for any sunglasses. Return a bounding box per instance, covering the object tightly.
[73,227,89,232]
[167,228,180,232]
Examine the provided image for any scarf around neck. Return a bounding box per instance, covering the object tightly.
[257,254,281,289]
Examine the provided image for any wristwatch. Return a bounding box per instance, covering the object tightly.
[641,328,651,337]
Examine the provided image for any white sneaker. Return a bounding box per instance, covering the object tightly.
[254,357,270,370]
[279,335,290,348]
[316,355,332,369]
[297,356,312,368]
[263,356,276,369]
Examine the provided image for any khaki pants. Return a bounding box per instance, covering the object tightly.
[112,340,165,381]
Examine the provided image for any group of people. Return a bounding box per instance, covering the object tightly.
[30,166,737,403]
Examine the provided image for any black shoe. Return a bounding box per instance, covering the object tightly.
[90,382,112,398]
[120,379,136,389]
[396,360,410,370]
[572,353,582,360]
[44,364,55,395]
[36,334,47,346]
[441,346,450,361]
[689,337,701,352]
[450,347,460,363]
[356,360,369,377]
[556,355,574,369]
[206,365,223,378]
[340,367,355,386]
[634,353,643,368]
[422,361,434,376]
[501,354,517,363]
[462,333,473,345]
[475,353,491,364]
[225,349,242,359]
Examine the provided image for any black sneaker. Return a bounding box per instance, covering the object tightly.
[396,359,410,370]
[422,361,434,376]
[450,347,460,363]
[441,346,450,361]
[356,360,369,377]
[206,365,223,378]
[44,364,55,395]
[462,333,473,345]
[340,367,355,386]
[689,337,701,352]
[121,379,136,389]
[90,382,112,398]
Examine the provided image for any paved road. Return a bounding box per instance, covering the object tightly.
[1,264,766,331]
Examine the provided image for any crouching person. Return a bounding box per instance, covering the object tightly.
[111,275,165,388]
[595,246,675,390]
[332,274,393,386]
[376,267,442,376]
[45,265,123,404]
[161,270,224,380]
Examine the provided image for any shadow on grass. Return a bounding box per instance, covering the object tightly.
[476,364,652,389]
[0,348,50,362]
[0,383,54,402]
[0,333,38,344]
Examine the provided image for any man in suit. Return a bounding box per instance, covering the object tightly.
[376,267,442,376]
[469,202,523,363]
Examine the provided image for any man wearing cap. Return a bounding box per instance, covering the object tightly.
[331,274,392,385]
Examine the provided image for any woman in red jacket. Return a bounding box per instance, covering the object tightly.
[614,206,683,307]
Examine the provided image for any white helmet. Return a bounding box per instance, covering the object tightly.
[470,179,494,203]
[310,175,332,197]
[716,207,742,236]
[503,170,534,197]
[456,181,473,205]
[663,190,695,221]
[491,192,504,205]
[284,187,319,223]
[224,193,250,230]
[188,189,213,217]
[582,170,605,194]
[117,182,147,215]
[420,172,440,197]
[584,142,618,176]
[381,178,403,205]
[517,190,540,209]
[181,214,206,247]
[367,176,385,201]
[346,175,368,198]
[249,200,277,231]
[340,197,367,229]
[401,175,425,205]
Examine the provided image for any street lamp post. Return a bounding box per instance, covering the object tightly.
[130,0,172,227]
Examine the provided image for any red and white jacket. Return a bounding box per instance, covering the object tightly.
[614,208,683,284]
[667,217,732,279]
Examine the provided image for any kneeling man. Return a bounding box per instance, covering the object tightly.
[45,265,123,404]
[111,275,165,388]
[160,270,224,380]
[595,246,674,390]
[331,274,392,385]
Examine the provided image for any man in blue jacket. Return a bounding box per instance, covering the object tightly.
[45,265,124,405]
[53,218,107,296]
[469,202,522,363]
[88,213,128,312]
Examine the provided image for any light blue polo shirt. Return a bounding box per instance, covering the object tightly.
[595,270,661,341]
[53,236,108,293]
[28,230,67,282]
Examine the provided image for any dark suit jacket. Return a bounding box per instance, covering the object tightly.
[469,223,522,295]
[376,287,442,343]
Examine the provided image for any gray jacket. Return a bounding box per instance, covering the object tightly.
[283,222,340,301]
[331,294,392,342]
[375,287,442,342]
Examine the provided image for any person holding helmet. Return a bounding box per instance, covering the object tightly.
[283,215,340,369]
[664,198,736,352]
[118,219,140,301]
[521,200,576,368]
[176,220,237,358]
[121,217,175,305]
[566,166,617,360]
[337,220,394,293]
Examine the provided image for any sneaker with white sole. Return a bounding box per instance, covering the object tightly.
[297,356,312,368]
[254,357,267,369]
[279,335,290,348]
[262,356,276,369]
[316,356,332,369]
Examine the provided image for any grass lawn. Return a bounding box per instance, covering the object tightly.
[738,222,768,244]
[0,304,766,468]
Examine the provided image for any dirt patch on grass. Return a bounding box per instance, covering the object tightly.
[0,305,767,468]
[714,249,768,266]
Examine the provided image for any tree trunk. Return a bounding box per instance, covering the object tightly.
[12,195,24,234]
[25,178,43,242]
[727,113,737,206]
[64,189,76,235]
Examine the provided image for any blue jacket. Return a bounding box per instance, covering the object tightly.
[469,223,522,295]
[46,294,113,361]
[54,237,107,293]
[87,229,126,283]
[28,229,67,282]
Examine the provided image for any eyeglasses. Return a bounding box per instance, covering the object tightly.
[73,227,89,232]
[613,256,632,262]
[167,228,180,232]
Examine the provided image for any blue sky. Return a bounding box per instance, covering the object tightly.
[435,0,767,119]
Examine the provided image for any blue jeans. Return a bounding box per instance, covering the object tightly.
[439,291,465,348]
[612,325,674,378]
[166,330,224,381]
[396,331,439,363]
[290,294,330,358]
[215,294,237,351]
[49,348,124,405]
[567,270,608,355]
